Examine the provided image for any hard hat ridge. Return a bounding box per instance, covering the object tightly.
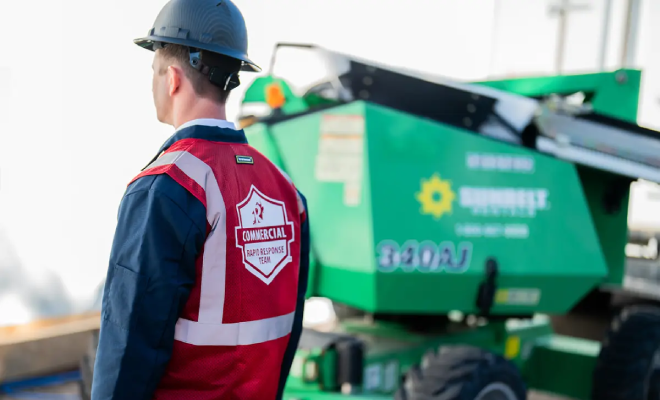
[134,0,261,73]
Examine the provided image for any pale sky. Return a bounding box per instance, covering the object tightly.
[1,0,660,323]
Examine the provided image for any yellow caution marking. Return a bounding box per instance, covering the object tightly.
[505,336,521,360]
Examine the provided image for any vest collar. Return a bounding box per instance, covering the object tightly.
[142,119,248,171]
[163,118,248,151]
[175,118,237,132]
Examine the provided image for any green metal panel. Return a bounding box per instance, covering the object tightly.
[476,69,641,123]
[365,102,607,314]
[591,70,640,123]
[523,335,600,400]
[247,101,608,315]
[477,72,606,97]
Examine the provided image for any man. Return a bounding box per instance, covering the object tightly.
[91,1,310,399]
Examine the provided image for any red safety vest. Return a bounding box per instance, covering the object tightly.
[130,135,305,399]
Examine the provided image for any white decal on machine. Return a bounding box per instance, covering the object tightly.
[314,114,365,206]
[456,223,530,239]
[459,187,550,217]
[376,240,473,273]
[466,152,535,173]
[235,186,295,285]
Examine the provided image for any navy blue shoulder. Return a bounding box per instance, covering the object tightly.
[126,174,207,233]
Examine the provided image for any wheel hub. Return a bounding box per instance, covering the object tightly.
[474,382,520,400]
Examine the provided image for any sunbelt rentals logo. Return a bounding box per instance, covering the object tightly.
[416,173,550,219]
[235,186,295,284]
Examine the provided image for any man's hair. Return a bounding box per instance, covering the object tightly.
[158,44,241,104]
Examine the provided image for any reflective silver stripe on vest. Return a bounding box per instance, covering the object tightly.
[144,150,295,346]
[174,311,296,346]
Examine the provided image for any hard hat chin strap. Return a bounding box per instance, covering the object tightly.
[189,49,241,91]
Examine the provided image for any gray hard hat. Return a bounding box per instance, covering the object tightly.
[134,0,260,72]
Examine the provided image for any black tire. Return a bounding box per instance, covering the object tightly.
[395,345,526,400]
[79,329,99,400]
[592,305,660,400]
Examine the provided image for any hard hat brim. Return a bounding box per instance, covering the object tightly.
[134,35,262,73]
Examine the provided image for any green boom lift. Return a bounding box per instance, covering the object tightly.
[237,44,660,400]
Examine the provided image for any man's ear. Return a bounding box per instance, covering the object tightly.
[167,65,183,97]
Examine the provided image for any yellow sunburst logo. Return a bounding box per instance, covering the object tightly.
[416,173,456,219]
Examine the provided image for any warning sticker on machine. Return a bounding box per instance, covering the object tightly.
[315,114,365,206]
[495,288,541,306]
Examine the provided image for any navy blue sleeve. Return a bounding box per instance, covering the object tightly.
[91,174,207,400]
[276,190,310,400]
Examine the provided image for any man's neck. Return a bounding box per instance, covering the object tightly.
[173,99,227,130]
